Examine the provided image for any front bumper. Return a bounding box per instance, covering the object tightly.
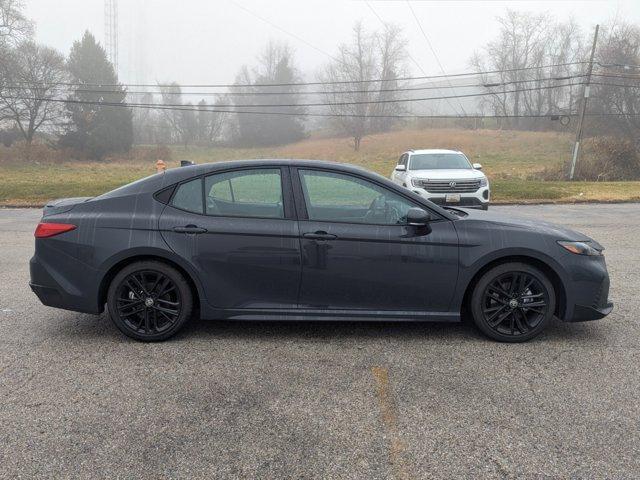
[571,301,614,321]
[411,186,490,209]
[564,255,613,322]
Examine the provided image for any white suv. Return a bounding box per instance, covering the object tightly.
[391,149,490,210]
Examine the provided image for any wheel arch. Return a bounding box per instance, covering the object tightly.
[97,248,204,314]
[460,253,568,320]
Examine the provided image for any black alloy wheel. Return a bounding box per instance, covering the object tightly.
[470,262,556,342]
[107,261,193,341]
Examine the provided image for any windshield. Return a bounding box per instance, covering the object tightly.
[409,153,472,170]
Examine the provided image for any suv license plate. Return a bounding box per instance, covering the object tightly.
[445,194,461,203]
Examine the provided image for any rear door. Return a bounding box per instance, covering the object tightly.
[159,166,301,310]
[292,167,459,312]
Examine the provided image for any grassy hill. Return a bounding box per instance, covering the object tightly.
[1,128,639,206]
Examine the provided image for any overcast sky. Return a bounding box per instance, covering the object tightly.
[24,0,640,85]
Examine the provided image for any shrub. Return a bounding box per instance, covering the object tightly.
[533,136,640,181]
[576,137,640,181]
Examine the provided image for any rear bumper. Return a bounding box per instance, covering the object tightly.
[30,255,102,314]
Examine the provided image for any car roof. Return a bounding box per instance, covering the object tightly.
[163,158,376,182]
[406,149,463,155]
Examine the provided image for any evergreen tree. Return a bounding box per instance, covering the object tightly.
[232,41,306,147]
[60,31,133,159]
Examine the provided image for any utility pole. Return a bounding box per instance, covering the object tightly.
[569,24,599,180]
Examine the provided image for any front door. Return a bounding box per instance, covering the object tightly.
[293,168,459,312]
[159,167,301,310]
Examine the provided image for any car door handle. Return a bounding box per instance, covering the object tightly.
[173,225,207,234]
[303,231,337,240]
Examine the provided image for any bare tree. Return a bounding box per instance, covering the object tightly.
[0,0,32,47]
[471,10,585,129]
[155,83,227,147]
[590,22,640,140]
[158,82,188,145]
[0,41,67,143]
[0,0,33,133]
[319,22,407,150]
[196,97,227,145]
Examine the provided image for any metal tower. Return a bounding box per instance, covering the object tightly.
[104,0,118,75]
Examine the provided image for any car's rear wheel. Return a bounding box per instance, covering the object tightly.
[470,262,555,342]
[107,261,193,341]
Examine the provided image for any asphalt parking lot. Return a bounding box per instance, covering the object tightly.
[1,204,639,479]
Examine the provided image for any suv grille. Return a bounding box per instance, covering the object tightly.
[415,179,481,193]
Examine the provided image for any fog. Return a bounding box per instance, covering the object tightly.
[24,0,638,85]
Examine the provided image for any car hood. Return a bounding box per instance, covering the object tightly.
[408,169,485,180]
[451,207,600,246]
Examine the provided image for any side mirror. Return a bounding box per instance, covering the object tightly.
[395,164,406,172]
[472,163,482,170]
[406,207,432,226]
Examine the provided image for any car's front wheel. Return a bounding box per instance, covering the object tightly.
[107,261,193,341]
[470,262,555,342]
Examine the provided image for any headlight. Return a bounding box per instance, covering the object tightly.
[557,240,602,256]
[411,178,427,188]
[480,177,488,187]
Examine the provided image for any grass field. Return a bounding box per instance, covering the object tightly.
[1,128,639,206]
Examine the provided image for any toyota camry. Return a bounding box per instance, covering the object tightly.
[30,160,613,342]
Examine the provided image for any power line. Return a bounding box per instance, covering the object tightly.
[364,0,459,117]
[592,72,640,81]
[591,81,640,89]
[364,1,430,78]
[1,62,588,89]
[3,92,639,119]
[6,78,636,113]
[405,0,467,116]
[0,81,586,109]
[596,61,640,70]
[0,73,588,97]
[228,0,339,63]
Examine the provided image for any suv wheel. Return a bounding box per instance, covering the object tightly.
[470,262,555,342]
[107,261,193,341]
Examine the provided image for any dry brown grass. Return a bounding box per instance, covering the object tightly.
[2,128,639,206]
[172,128,573,179]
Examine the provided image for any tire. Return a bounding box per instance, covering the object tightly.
[470,262,555,342]
[481,204,489,211]
[107,261,193,342]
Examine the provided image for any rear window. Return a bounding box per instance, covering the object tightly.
[409,153,471,170]
[171,178,203,213]
[205,168,284,218]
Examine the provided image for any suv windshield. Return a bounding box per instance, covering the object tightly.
[409,153,471,170]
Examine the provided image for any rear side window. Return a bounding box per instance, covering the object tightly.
[171,178,203,213]
[205,168,284,218]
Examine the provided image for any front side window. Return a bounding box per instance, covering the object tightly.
[171,178,203,213]
[205,168,284,219]
[409,153,472,170]
[299,169,417,225]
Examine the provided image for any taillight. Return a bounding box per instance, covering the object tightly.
[34,223,77,238]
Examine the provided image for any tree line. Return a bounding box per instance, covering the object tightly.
[471,9,640,139]
[1,1,639,159]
